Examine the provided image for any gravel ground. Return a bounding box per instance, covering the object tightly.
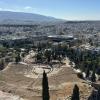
[0,91,24,100]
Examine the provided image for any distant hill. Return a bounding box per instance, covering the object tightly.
[0,11,64,24]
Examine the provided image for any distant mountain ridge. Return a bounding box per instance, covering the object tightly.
[0,11,64,24]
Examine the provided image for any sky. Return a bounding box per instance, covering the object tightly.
[0,0,100,20]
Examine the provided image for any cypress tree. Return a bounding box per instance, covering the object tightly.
[42,71,50,100]
[97,87,100,100]
[86,66,90,78]
[0,59,4,70]
[88,90,96,100]
[91,66,96,82]
[71,84,80,100]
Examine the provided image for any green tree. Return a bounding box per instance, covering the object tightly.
[15,53,21,64]
[91,66,96,82]
[35,52,43,63]
[44,50,51,63]
[42,71,50,100]
[0,59,4,70]
[71,84,80,100]
[88,90,96,100]
[37,42,42,52]
[97,87,100,100]
[86,66,90,78]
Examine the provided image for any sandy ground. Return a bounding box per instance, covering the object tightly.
[0,91,24,100]
[0,53,93,100]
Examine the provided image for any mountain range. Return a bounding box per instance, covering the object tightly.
[0,11,64,24]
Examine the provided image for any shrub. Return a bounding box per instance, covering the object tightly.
[77,72,83,79]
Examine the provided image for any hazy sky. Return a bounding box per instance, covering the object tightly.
[0,0,100,20]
